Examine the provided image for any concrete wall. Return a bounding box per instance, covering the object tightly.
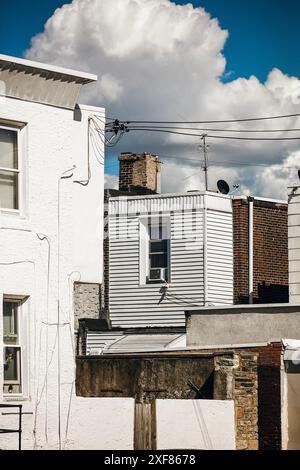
[73,282,101,331]
[0,95,104,449]
[186,304,300,347]
[156,399,235,450]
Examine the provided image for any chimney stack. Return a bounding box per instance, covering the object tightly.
[118,152,161,194]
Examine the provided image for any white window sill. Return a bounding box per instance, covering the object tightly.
[2,396,29,403]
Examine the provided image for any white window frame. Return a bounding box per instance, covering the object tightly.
[2,297,28,399]
[139,215,171,286]
[0,123,24,214]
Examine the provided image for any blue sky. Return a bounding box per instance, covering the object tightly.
[1,0,300,82]
[1,0,300,197]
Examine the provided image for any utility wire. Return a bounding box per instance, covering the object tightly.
[106,112,300,125]
[124,125,300,133]
[123,127,300,141]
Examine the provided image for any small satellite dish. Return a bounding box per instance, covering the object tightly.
[298,169,300,179]
[217,179,230,195]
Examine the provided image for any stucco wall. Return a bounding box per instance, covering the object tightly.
[0,96,104,449]
[156,399,235,450]
[186,304,300,347]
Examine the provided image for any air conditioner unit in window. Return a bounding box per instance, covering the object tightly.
[148,268,168,282]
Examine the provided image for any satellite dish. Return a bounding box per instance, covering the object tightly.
[217,179,230,195]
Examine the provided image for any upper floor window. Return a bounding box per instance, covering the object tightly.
[0,127,19,210]
[147,219,169,283]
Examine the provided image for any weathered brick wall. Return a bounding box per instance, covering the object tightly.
[118,152,160,193]
[214,353,259,450]
[73,282,101,330]
[234,353,259,450]
[247,343,282,450]
[233,200,249,303]
[233,199,288,304]
[205,343,282,450]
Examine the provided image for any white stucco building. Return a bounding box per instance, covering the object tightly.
[0,55,135,450]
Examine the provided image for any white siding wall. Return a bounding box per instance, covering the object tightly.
[206,209,233,304]
[108,193,233,328]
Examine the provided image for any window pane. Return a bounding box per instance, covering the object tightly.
[3,302,19,344]
[0,128,18,169]
[150,253,168,268]
[0,170,18,209]
[149,223,160,240]
[4,347,21,383]
[150,240,168,253]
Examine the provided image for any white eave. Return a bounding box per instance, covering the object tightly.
[0,54,98,110]
[0,54,97,83]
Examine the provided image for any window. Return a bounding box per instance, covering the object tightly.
[3,300,22,394]
[147,219,169,283]
[0,127,19,210]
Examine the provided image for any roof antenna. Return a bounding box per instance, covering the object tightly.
[200,134,209,191]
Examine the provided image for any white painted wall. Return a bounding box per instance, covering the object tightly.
[0,95,105,449]
[156,399,236,450]
[289,187,300,303]
[108,192,233,328]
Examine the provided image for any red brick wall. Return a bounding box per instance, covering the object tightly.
[233,199,288,304]
[233,200,249,303]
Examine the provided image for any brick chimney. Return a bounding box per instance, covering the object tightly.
[118,152,161,194]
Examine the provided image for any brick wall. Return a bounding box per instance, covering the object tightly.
[204,342,282,450]
[118,152,160,193]
[247,343,282,450]
[233,198,288,304]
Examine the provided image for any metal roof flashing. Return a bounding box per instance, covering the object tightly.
[0,54,97,109]
[0,54,97,82]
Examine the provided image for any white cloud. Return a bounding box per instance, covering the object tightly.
[26,0,300,199]
[104,173,118,189]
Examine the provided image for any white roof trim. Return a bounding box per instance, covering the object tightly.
[0,54,97,83]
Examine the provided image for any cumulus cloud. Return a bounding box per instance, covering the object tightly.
[26,0,300,199]
[104,172,118,189]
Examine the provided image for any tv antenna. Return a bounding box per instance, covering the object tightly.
[200,134,209,191]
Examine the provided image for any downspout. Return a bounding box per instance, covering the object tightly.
[248,197,254,304]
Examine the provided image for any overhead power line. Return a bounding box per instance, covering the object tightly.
[121,127,300,141]
[106,112,300,125]
[124,125,300,133]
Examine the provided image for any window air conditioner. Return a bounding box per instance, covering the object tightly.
[148,268,167,282]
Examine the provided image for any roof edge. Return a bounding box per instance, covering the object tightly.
[0,54,97,83]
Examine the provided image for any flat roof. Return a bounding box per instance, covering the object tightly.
[0,54,97,83]
[109,190,231,201]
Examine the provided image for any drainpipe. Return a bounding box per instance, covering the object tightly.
[248,197,254,304]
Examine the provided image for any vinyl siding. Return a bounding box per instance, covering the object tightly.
[108,193,233,328]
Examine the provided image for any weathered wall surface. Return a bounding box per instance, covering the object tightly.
[76,351,260,450]
[0,96,104,449]
[156,399,235,450]
[186,304,300,346]
[73,282,101,330]
[76,353,215,401]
